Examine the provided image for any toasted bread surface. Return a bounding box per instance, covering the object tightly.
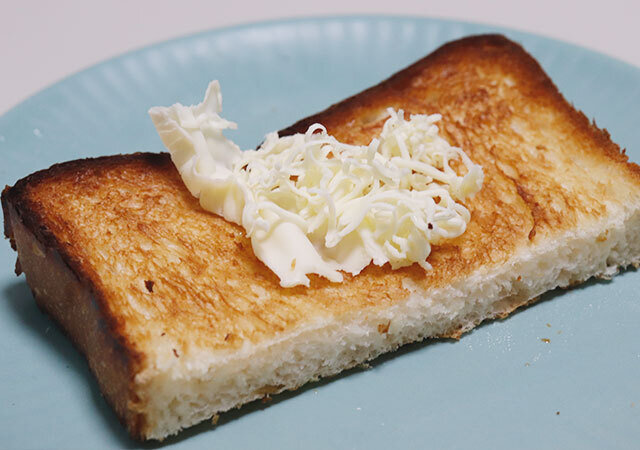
[3,34,640,440]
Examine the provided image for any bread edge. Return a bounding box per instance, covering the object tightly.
[1,154,169,440]
[279,34,640,182]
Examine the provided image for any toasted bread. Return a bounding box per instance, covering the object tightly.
[3,34,640,440]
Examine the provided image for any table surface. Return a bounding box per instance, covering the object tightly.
[2,0,639,115]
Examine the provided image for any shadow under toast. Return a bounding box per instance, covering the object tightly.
[3,280,138,449]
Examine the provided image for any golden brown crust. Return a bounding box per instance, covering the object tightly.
[2,34,640,440]
[281,34,638,180]
[2,154,157,439]
[3,154,150,363]
[4,202,148,439]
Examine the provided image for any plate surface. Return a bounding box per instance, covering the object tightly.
[1,16,639,449]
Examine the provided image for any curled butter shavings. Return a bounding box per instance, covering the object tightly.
[150,81,483,287]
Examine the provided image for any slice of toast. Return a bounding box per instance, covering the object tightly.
[3,34,640,441]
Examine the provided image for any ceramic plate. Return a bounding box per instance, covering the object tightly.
[1,16,639,449]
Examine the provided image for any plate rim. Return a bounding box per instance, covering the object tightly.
[2,14,640,122]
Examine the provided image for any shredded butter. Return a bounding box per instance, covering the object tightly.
[150,81,483,287]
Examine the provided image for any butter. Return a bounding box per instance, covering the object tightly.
[149,81,483,287]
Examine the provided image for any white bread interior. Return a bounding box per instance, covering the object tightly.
[137,203,640,439]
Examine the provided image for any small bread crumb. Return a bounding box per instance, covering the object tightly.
[541,338,550,343]
[556,411,560,415]
[377,321,390,334]
[211,414,219,425]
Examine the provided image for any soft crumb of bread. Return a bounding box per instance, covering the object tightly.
[136,208,640,439]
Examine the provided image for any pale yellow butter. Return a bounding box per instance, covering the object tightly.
[149,81,483,287]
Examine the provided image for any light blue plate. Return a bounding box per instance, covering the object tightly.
[1,16,639,450]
